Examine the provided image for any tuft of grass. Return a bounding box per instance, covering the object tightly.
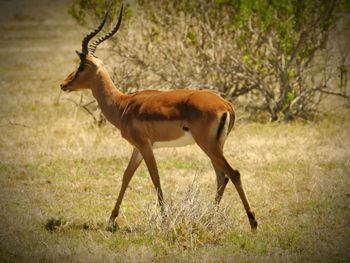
[45,217,65,232]
[144,177,234,249]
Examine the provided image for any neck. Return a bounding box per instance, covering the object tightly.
[91,66,124,129]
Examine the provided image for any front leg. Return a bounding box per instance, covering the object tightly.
[139,144,164,213]
[108,147,143,231]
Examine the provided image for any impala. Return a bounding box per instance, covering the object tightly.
[60,5,258,231]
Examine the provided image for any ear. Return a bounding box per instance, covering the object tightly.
[75,50,86,60]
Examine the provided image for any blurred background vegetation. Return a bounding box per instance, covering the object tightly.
[69,0,350,122]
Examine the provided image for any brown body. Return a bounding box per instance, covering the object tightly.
[60,6,258,231]
[106,90,234,146]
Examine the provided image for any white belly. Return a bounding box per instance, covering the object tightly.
[153,131,195,149]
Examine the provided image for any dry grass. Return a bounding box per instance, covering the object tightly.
[0,0,350,262]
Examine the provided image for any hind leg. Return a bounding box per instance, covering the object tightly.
[211,160,229,204]
[192,131,257,230]
[189,117,257,230]
[210,151,258,230]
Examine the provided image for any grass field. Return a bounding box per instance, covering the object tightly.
[0,0,349,262]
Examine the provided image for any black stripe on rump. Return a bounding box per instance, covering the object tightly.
[216,112,227,141]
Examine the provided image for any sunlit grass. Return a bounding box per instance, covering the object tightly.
[1,115,349,261]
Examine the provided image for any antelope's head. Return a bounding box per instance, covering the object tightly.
[60,5,123,92]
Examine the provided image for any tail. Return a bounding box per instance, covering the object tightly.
[216,111,235,141]
[228,111,235,134]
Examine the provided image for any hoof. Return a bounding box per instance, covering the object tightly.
[106,220,118,232]
[247,211,258,232]
[250,219,258,232]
